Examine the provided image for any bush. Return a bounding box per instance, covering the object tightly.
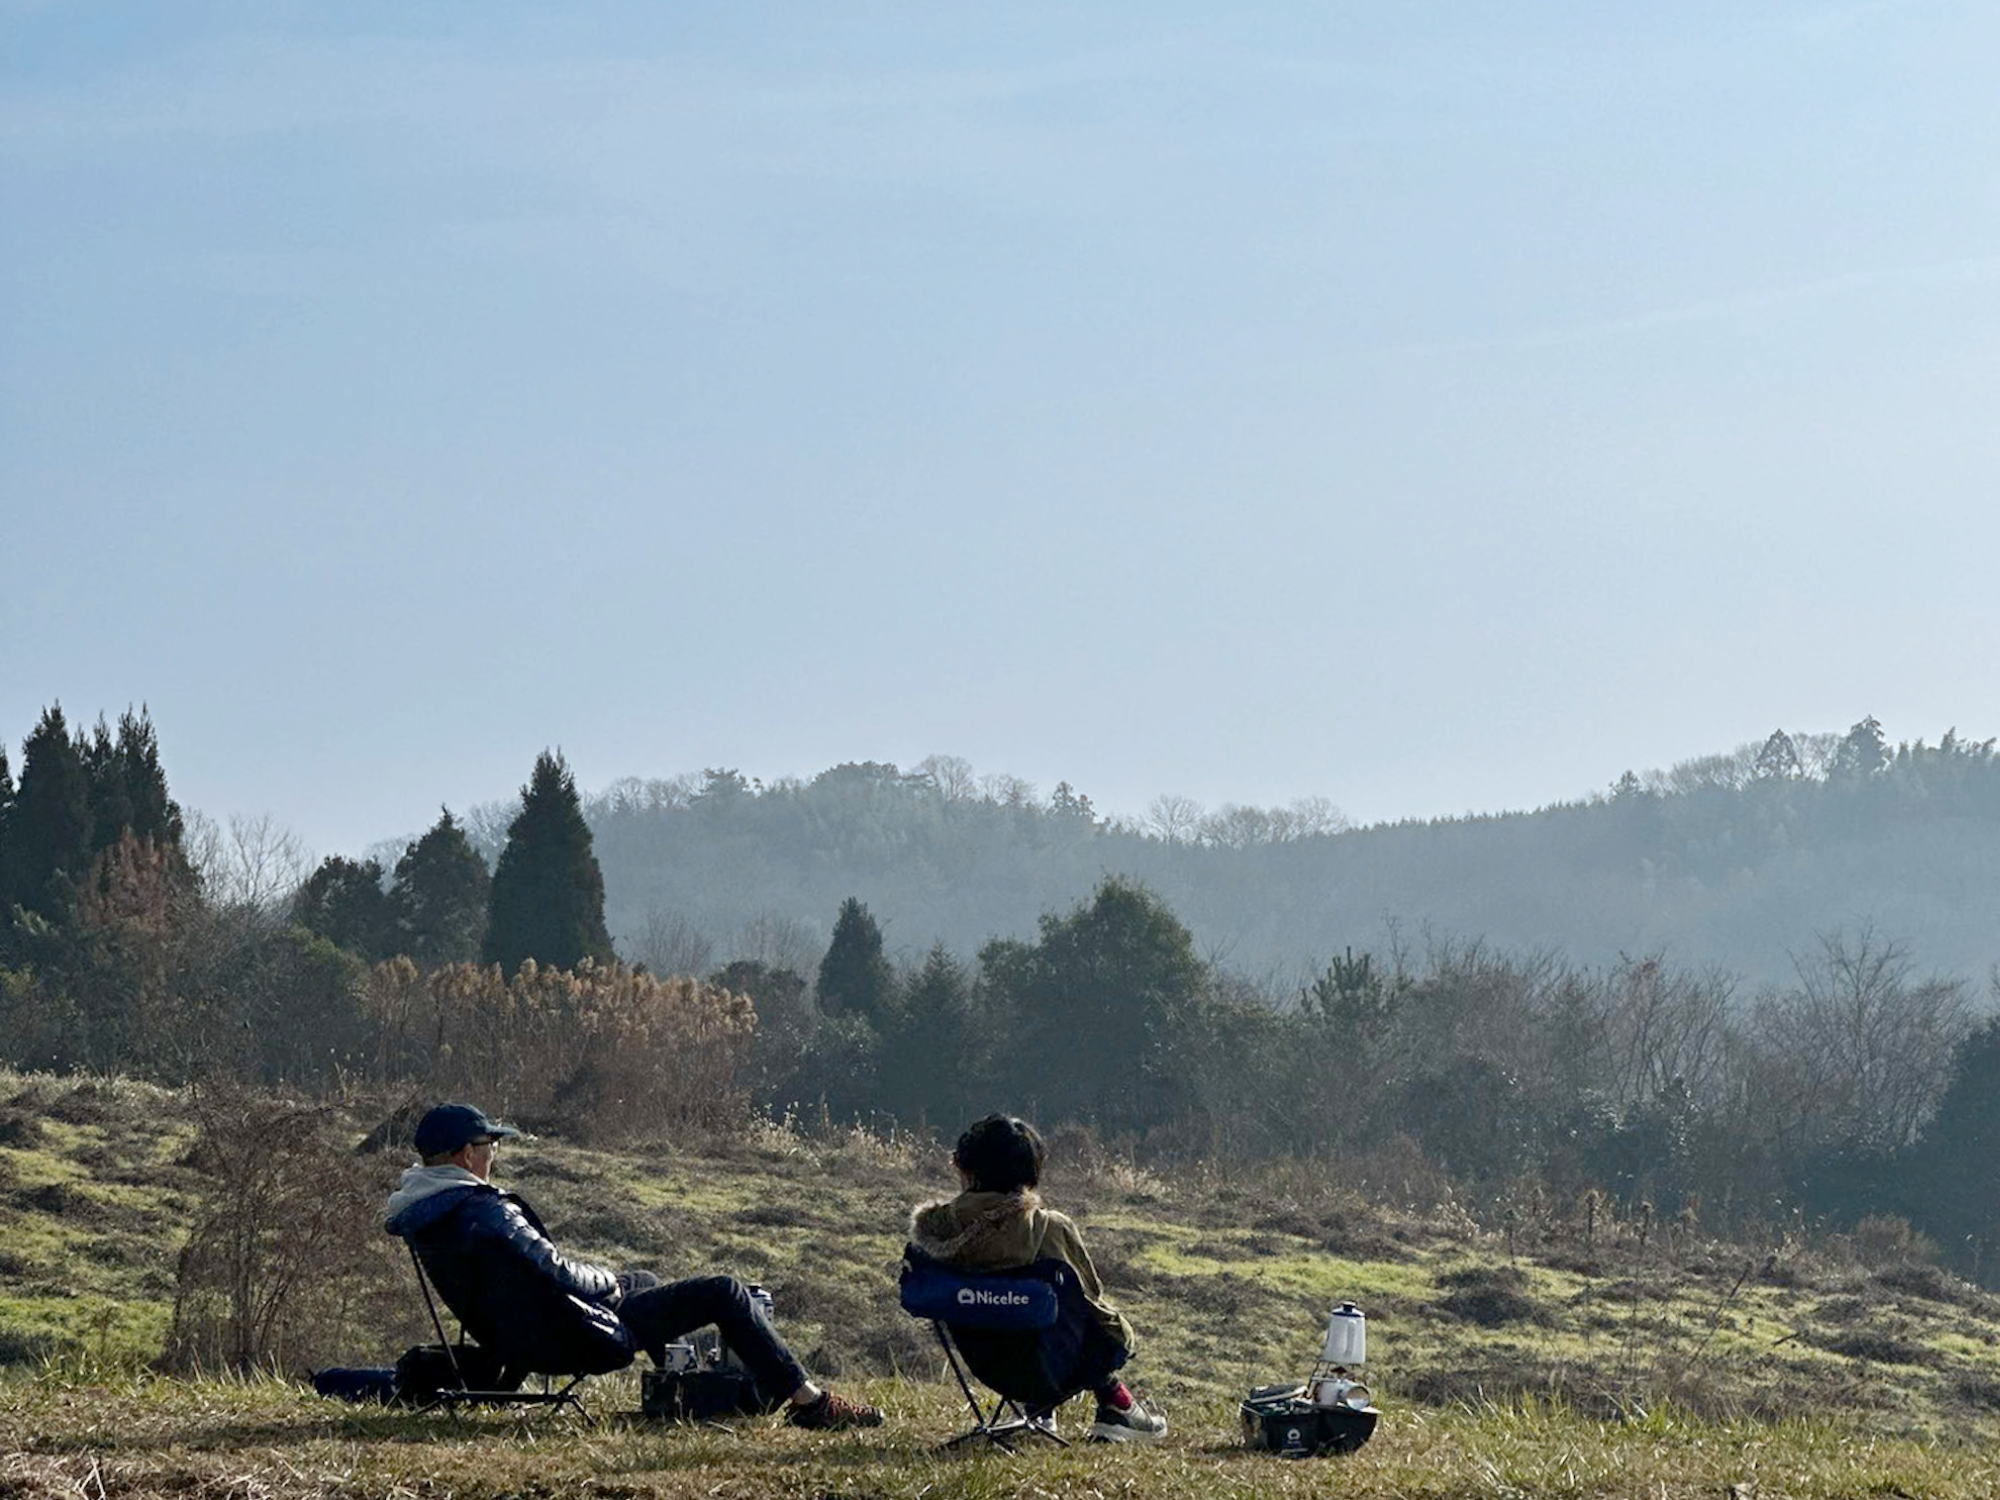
[162,1084,405,1374]
[1850,1214,1938,1271]
[360,957,756,1142]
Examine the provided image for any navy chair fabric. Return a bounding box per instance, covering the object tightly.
[900,1245,1128,1441]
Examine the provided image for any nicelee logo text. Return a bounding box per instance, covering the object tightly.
[956,1287,1032,1307]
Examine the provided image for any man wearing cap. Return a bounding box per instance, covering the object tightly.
[384,1102,881,1430]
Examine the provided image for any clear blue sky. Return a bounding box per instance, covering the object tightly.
[5,1,1996,859]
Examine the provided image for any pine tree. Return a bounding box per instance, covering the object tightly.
[816,896,894,1023]
[389,808,490,967]
[114,707,183,849]
[0,746,15,944]
[291,856,393,960]
[483,752,613,977]
[8,706,93,922]
[82,715,133,861]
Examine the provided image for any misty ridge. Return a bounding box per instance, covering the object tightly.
[418,718,1999,1003]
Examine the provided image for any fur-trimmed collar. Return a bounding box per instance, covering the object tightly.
[908,1188,1040,1261]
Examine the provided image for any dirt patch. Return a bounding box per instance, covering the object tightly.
[557,1198,674,1256]
[1813,1326,1943,1367]
[1872,1262,1995,1313]
[1537,1249,1605,1276]
[735,1203,821,1230]
[505,1152,588,1183]
[1952,1372,2000,1411]
[1402,1357,1621,1417]
[0,1108,45,1147]
[42,1084,120,1126]
[15,1181,104,1222]
[1432,1266,1556,1328]
[1582,1276,1674,1306]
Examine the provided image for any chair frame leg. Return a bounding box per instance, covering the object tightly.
[931,1324,1068,1450]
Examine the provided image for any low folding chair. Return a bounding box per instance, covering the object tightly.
[406,1244,598,1426]
[899,1244,1127,1450]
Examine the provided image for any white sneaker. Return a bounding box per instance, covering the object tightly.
[1089,1400,1167,1443]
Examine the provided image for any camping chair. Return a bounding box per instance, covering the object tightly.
[405,1244,599,1426]
[899,1244,1128,1450]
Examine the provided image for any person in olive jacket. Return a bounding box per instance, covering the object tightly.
[384,1103,879,1430]
[910,1113,1166,1442]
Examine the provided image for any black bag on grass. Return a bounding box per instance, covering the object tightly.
[640,1367,767,1422]
[392,1343,524,1406]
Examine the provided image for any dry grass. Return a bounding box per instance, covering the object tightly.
[3,1372,1998,1500]
[8,1070,2000,1495]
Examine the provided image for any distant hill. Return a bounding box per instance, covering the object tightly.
[538,726,2000,993]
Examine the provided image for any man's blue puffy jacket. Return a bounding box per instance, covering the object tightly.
[384,1169,637,1377]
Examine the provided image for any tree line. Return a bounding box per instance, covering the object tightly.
[7,703,2000,1287]
[532,722,2000,995]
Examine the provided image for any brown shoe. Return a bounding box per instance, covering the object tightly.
[788,1390,883,1431]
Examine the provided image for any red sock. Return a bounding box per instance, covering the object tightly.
[1096,1380,1133,1411]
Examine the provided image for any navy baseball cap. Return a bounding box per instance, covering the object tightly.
[414,1103,520,1158]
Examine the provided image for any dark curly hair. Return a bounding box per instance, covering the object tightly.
[953,1113,1046,1193]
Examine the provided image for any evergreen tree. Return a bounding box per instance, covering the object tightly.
[483,751,613,977]
[113,707,183,849]
[291,856,393,960]
[7,706,92,923]
[816,896,894,1023]
[1906,1018,2000,1280]
[82,716,133,860]
[1833,715,1889,780]
[983,876,1206,1135]
[0,746,15,910]
[389,809,490,967]
[879,944,979,1127]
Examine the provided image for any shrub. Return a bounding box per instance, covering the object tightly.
[162,1084,402,1374]
[1850,1213,1937,1270]
[360,957,756,1141]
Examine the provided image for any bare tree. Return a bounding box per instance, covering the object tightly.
[1281,795,1350,838]
[979,773,1040,810]
[914,753,978,802]
[729,910,821,976]
[1599,954,1735,1109]
[1794,731,1843,781]
[588,774,698,818]
[457,798,516,865]
[634,906,714,978]
[1199,804,1274,849]
[1746,927,1974,1151]
[1143,793,1205,845]
[182,809,311,914]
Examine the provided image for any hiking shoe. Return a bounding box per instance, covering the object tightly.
[788,1390,883,1431]
[1089,1400,1167,1443]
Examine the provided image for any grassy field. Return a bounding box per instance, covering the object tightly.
[6,1070,2000,1497]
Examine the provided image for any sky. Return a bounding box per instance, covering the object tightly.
[5,1,1997,861]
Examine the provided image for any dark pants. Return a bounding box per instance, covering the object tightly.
[618,1275,808,1402]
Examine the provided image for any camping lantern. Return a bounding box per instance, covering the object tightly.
[1319,1301,1367,1366]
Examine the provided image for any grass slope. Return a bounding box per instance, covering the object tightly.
[6,1071,2000,1497]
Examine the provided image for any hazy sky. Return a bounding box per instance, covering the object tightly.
[5,1,1996,860]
